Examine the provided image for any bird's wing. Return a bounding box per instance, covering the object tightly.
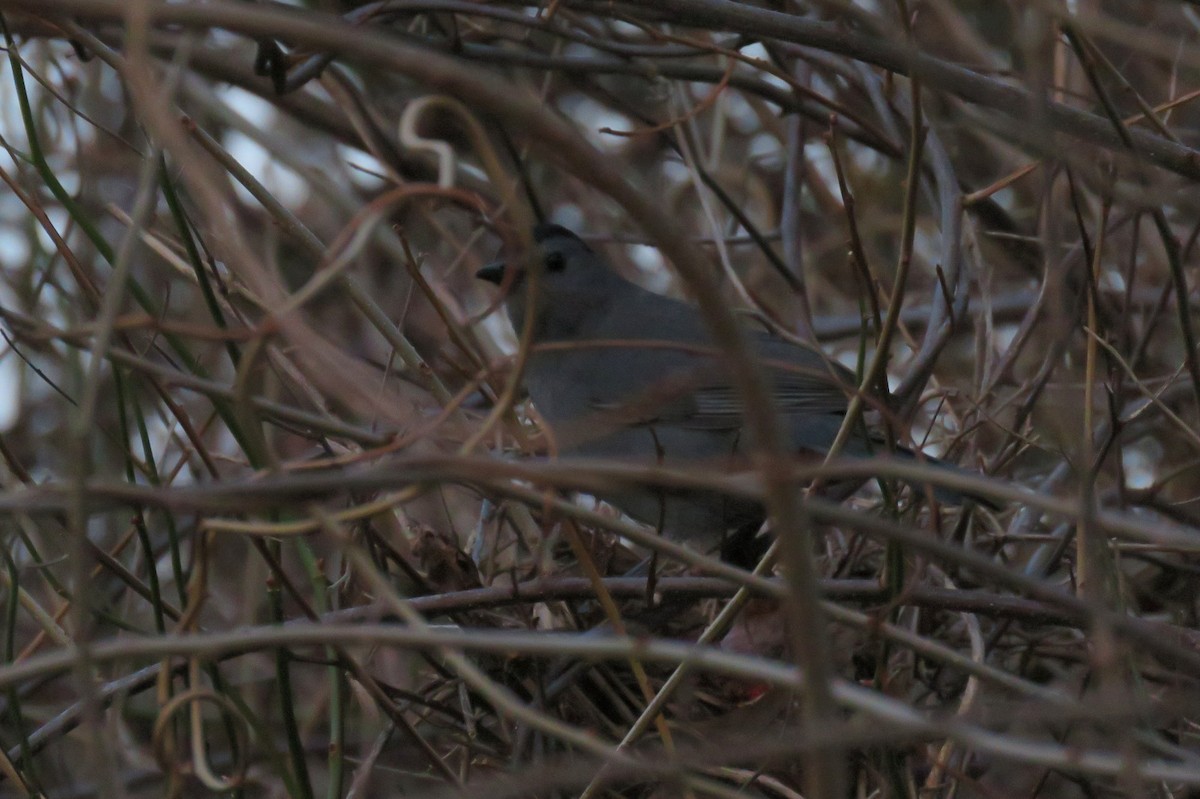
[584,322,854,432]
[687,331,854,427]
[674,360,853,431]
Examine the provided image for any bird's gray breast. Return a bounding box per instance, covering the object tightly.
[523,346,758,547]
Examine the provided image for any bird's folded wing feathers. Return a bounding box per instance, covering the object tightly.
[585,332,855,431]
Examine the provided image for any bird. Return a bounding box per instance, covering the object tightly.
[476,223,987,562]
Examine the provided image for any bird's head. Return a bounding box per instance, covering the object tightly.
[476,224,631,340]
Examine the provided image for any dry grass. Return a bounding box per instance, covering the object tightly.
[0,1,1199,797]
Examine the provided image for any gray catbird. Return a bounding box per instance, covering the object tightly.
[477,224,988,560]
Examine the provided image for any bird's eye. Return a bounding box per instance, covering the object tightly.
[545,251,566,272]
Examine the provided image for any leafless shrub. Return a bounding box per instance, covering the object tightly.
[0,1,1199,797]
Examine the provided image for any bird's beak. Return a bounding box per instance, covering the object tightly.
[475,260,507,285]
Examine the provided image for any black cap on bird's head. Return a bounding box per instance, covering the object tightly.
[532,222,592,249]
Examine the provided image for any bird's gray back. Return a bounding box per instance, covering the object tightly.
[524,281,856,458]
